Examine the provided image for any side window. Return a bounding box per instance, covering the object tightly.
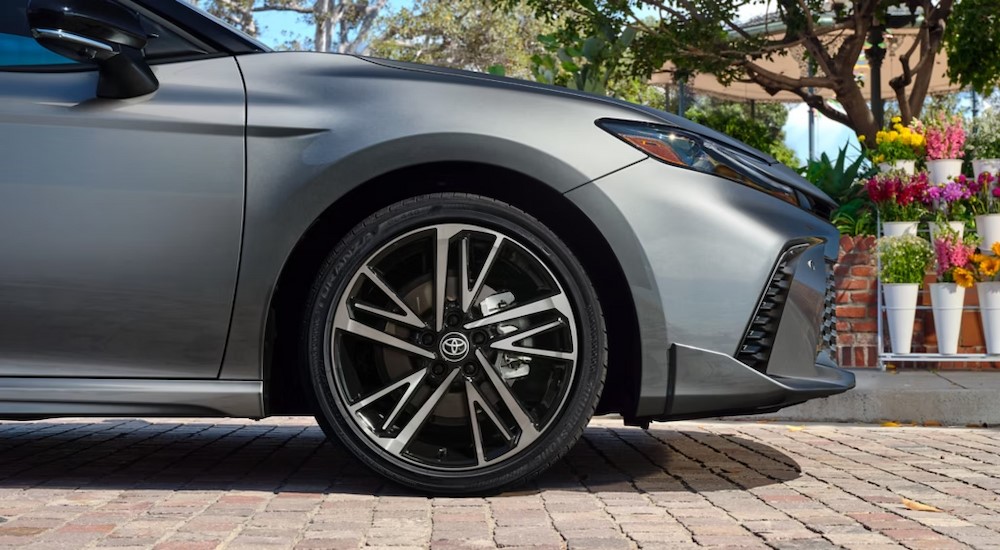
[0,3,208,70]
[0,3,77,68]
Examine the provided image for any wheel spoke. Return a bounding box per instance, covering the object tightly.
[489,320,576,360]
[434,225,463,332]
[461,234,504,314]
[465,378,513,466]
[353,266,428,329]
[335,317,436,360]
[476,350,541,447]
[349,368,428,430]
[383,369,460,455]
[332,221,581,471]
[463,292,572,330]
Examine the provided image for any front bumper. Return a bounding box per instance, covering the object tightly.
[665,345,855,420]
[566,158,855,420]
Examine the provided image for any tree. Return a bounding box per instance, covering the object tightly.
[190,0,388,53]
[370,1,665,107]
[528,18,665,107]
[684,99,799,167]
[503,0,965,143]
[368,0,551,77]
[945,0,1000,94]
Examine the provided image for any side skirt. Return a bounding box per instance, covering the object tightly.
[0,378,263,419]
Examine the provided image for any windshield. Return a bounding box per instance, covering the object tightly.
[173,0,270,51]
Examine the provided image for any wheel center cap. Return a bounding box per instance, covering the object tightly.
[440,332,471,362]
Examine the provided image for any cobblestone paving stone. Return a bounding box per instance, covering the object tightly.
[0,417,997,549]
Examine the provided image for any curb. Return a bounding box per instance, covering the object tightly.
[738,370,1000,426]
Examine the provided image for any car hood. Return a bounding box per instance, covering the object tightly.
[358,56,835,207]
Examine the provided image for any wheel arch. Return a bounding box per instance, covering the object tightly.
[263,161,641,418]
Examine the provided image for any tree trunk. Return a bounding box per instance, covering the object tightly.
[315,0,332,52]
[837,82,878,144]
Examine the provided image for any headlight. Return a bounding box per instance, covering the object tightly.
[598,119,799,206]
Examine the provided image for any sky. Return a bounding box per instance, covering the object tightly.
[252,2,858,165]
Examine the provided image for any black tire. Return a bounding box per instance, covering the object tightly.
[304,193,606,494]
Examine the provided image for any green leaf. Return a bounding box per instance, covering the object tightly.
[581,36,605,61]
[561,60,580,73]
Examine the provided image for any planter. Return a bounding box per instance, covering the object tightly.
[976,214,1000,252]
[927,159,964,184]
[930,282,966,354]
[882,221,919,237]
[973,158,1000,178]
[878,160,916,175]
[927,220,965,244]
[883,283,919,354]
[978,281,1000,354]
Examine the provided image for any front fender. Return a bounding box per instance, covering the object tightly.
[219,52,646,380]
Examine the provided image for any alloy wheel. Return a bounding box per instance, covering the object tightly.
[328,223,579,472]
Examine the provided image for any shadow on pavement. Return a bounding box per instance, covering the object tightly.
[0,420,799,496]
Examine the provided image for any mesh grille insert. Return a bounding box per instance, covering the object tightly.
[736,245,807,373]
[819,262,837,355]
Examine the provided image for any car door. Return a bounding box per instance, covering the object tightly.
[0,2,245,378]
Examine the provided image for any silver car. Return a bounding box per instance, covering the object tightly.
[0,0,854,493]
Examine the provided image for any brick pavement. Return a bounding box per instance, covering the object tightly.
[0,417,997,549]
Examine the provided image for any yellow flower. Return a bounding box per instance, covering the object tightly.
[858,135,866,142]
[973,254,987,264]
[981,258,1000,278]
[954,267,975,288]
[992,242,1000,257]
[888,130,900,141]
[891,116,902,123]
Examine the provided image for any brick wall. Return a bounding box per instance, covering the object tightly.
[834,235,997,369]
[835,236,878,368]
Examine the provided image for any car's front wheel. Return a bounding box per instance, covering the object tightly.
[304,193,606,494]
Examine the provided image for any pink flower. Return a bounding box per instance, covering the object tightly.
[924,113,966,160]
[934,234,975,278]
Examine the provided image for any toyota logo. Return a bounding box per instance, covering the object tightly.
[440,332,470,362]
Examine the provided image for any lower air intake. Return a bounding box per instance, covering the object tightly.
[736,244,808,373]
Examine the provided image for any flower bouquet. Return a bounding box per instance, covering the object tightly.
[970,242,1000,353]
[967,110,1000,177]
[878,235,934,354]
[921,113,966,184]
[862,116,925,174]
[960,172,1000,216]
[865,171,928,236]
[922,174,971,241]
[930,232,978,354]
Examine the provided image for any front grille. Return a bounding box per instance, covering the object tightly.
[818,264,837,355]
[736,245,807,372]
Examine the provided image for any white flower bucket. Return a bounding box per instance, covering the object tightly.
[930,282,966,355]
[927,159,964,184]
[977,281,1000,354]
[927,221,965,244]
[883,283,919,354]
[883,221,919,237]
[973,159,1000,178]
[878,160,916,175]
[976,214,1000,255]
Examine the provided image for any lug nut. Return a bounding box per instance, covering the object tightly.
[420,332,435,346]
[471,331,486,345]
[432,363,446,376]
[462,363,477,376]
[446,313,461,327]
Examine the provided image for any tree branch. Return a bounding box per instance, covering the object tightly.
[742,65,851,127]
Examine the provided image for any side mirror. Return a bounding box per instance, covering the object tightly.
[27,0,159,99]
